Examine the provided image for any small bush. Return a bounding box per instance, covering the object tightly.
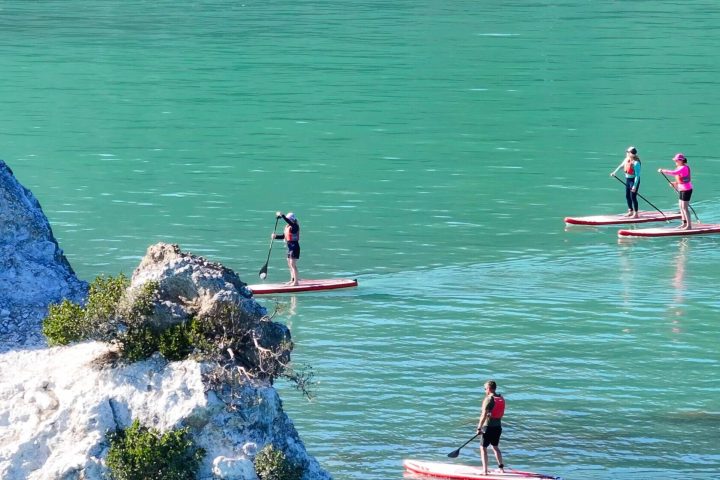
[123,280,158,323]
[42,300,88,346]
[120,325,160,363]
[86,274,129,320]
[42,274,130,346]
[106,419,205,480]
[254,444,303,480]
[158,322,195,361]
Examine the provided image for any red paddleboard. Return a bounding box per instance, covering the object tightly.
[403,460,561,480]
[564,211,681,225]
[247,278,358,295]
[618,223,720,238]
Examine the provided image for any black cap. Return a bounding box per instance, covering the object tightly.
[627,146,637,155]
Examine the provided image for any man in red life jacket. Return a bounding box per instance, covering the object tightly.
[477,380,505,474]
[272,211,300,285]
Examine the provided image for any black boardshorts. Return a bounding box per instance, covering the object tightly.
[287,242,300,259]
[482,426,502,447]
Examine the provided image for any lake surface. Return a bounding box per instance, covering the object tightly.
[2,1,719,478]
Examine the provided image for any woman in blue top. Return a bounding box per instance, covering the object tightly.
[610,146,641,218]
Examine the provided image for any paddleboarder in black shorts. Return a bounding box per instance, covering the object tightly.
[477,380,505,474]
[272,211,300,285]
[659,153,694,230]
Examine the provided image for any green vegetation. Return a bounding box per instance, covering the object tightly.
[42,299,88,346]
[106,420,205,480]
[41,272,313,396]
[254,444,303,480]
[43,274,130,346]
[120,320,198,363]
[85,274,129,327]
[121,279,158,324]
[41,274,166,363]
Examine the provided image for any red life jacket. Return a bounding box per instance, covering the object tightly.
[284,224,299,242]
[624,159,637,175]
[490,395,505,419]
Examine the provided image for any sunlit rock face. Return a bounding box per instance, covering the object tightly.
[0,342,331,480]
[0,160,88,352]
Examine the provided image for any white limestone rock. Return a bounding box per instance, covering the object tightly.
[0,342,331,480]
[213,456,258,479]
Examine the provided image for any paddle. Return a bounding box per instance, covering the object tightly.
[258,216,280,279]
[611,174,667,220]
[659,172,700,223]
[447,432,480,458]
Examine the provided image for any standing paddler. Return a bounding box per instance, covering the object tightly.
[271,211,301,285]
[659,153,694,230]
[477,380,505,474]
[610,146,642,218]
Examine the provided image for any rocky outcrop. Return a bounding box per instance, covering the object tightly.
[0,243,331,479]
[0,342,331,480]
[0,160,88,352]
[127,242,265,327]
[125,243,290,380]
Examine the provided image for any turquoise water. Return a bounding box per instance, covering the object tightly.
[3,1,720,478]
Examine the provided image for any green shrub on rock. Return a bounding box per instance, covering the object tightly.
[158,321,196,361]
[254,444,303,480]
[42,274,130,346]
[119,325,160,362]
[121,280,158,324]
[85,274,129,325]
[119,319,199,363]
[42,299,88,346]
[106,419,204,480]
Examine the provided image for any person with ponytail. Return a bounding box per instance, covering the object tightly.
[610,146,642,218]
[659,153,694,230]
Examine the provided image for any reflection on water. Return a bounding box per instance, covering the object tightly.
[673,239,689,291]
[670,239,689,334]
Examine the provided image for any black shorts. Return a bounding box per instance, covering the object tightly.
[679,189,693,202]
[482,426,502,447]
[287,242,300,259]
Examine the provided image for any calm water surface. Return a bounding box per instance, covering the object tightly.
[2,1,719,479]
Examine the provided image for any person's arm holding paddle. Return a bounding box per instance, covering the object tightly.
[610,160,625,178]
[476,396,491,435]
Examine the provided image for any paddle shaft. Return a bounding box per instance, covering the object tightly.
[659,172,700,222]
[611,174,667,220]
[447,433,480,458]
[259,217,280,277]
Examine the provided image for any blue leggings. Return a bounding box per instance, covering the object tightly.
[625,178,639,211]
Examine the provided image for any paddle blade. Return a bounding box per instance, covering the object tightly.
[259,216,280,279]
[447,449,460,458]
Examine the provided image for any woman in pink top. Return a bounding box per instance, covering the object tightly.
[659,153,693,230]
